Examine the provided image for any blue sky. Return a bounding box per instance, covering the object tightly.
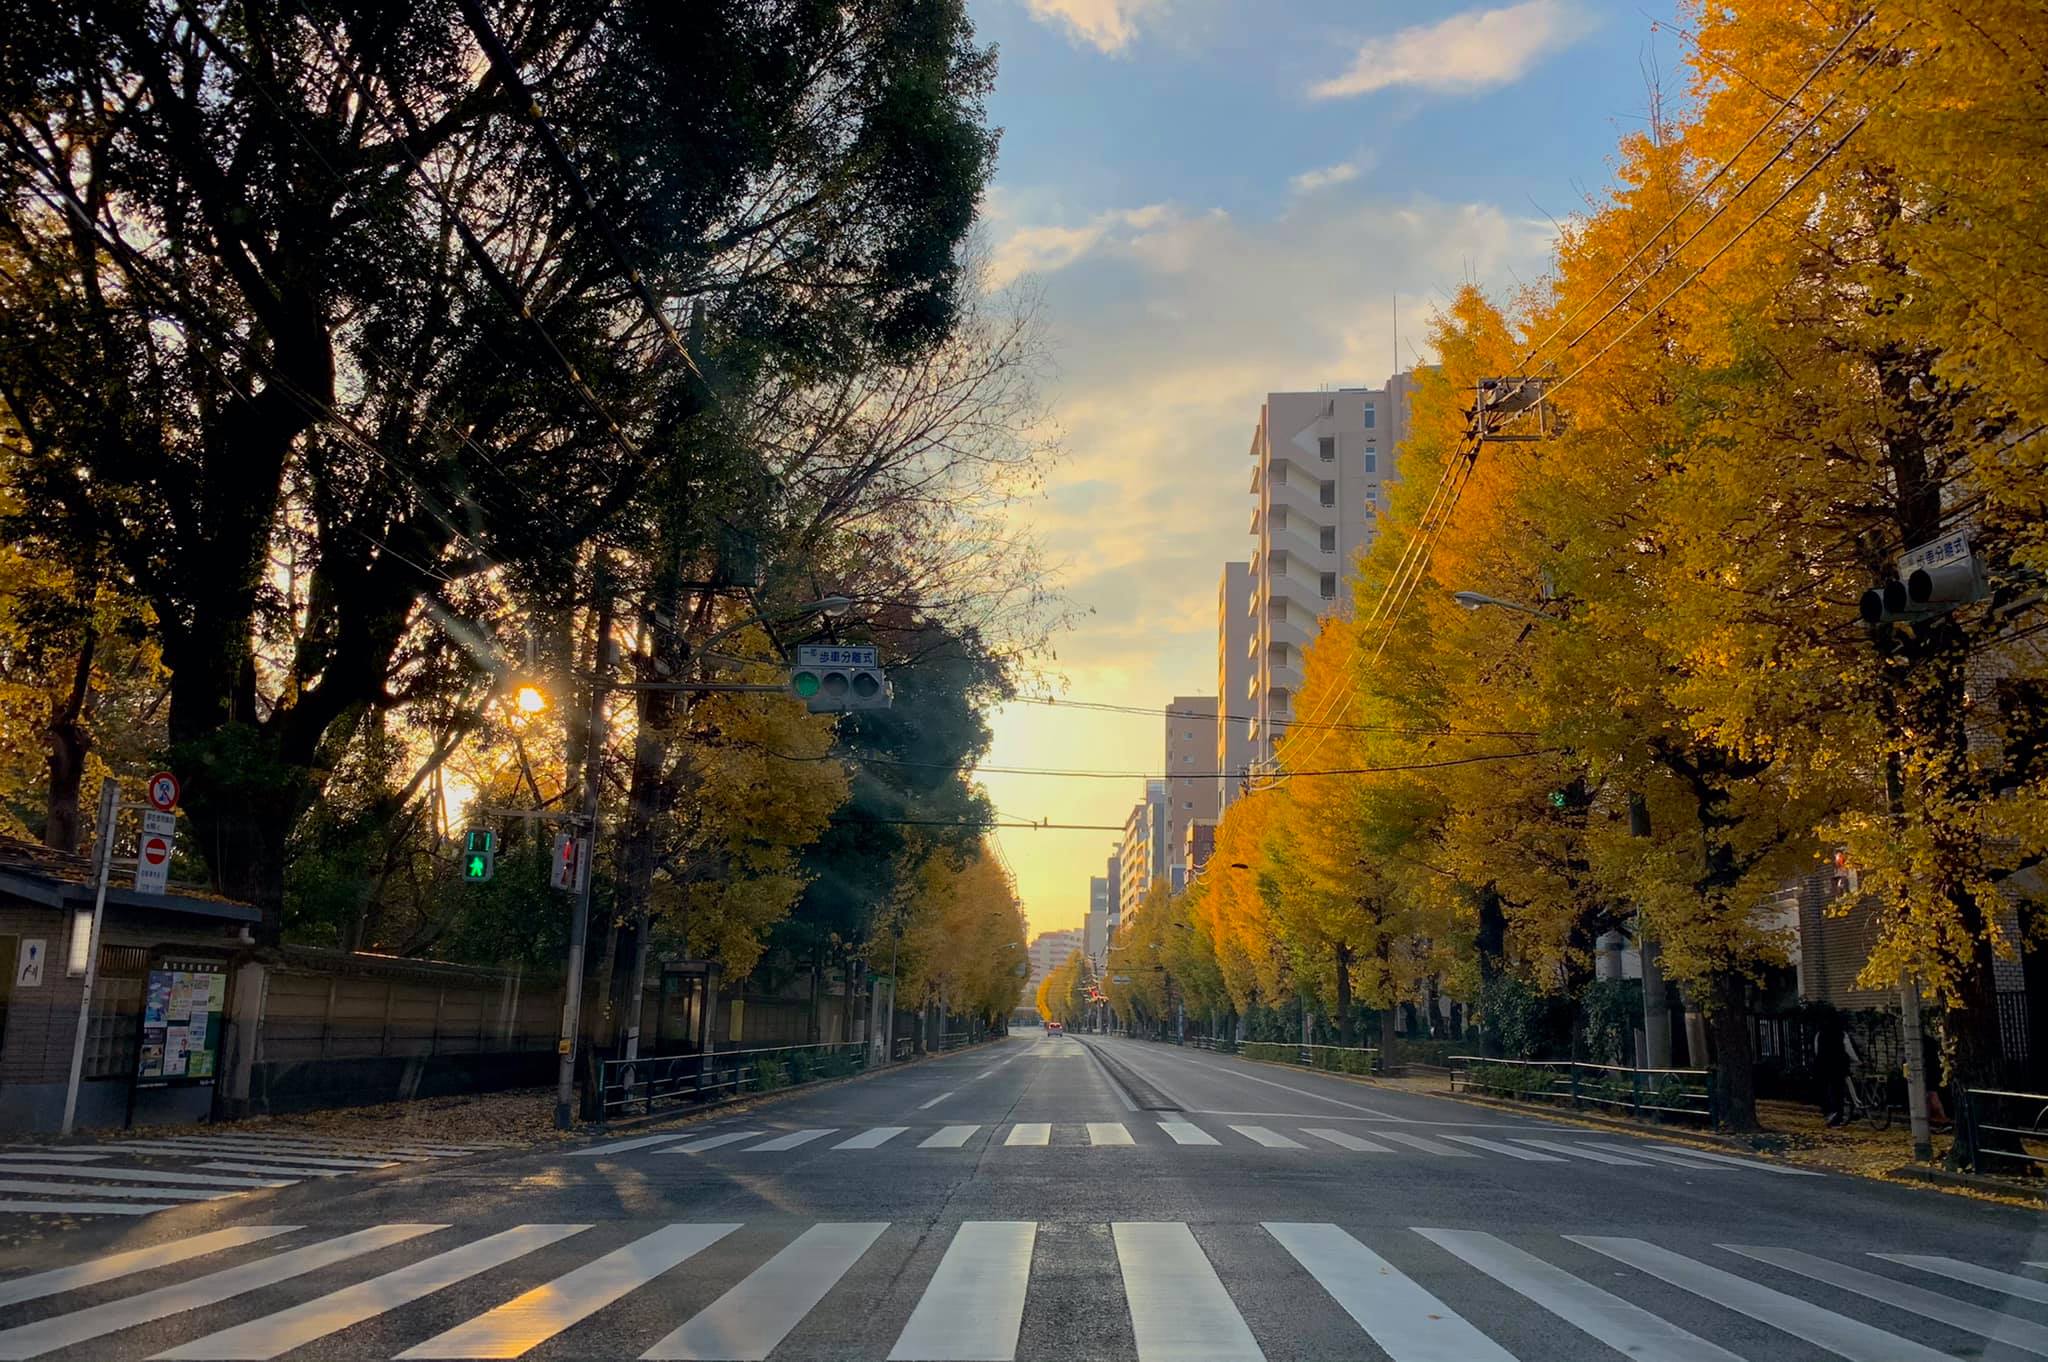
[965,0,1688,933]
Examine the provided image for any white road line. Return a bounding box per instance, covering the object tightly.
[1875,1253,2048,1305]
[1157,1052,1409,1119]
[89,1142,401,1168]
[642,1222,887,1360]
[1087,1123,1135,1146]
[0,1153,104,1163]
[835,1127,909,1150]
[1417,1229,1741,1362]
[0,1226,295,1308]
[1302,1128,1393,1153]
[1114,1222,1264,1362]
[1003,1124,1051,1147]
[745,1129,836,1152]
[0,1225,438,1361]
[1438,1135,1564,1161]
[401,1223,739,1359]
[0,1178,236,1202]
[660,1131,761,1154]
[1651,1144,1822,1176]
[920,1125,980,1148]
[1726,1245,2048,1356]
[157,1224,590,1360]
[1585,1144,1731,1171]
[0,1164,291,1188]
[1509,1139,1651,1166]
[1266,1223,1512,1362]
[565,1133,699,1158]
[1573,1236,1950,1362]
[1370,1131,1476,1158]
[0,1201,176,1217]
[889,1221,1035,1361]
[918,1092,955,1110]
[195,1162,343,1179]
[1158,1122,1220,1147]
[1228,1125,1306,1150]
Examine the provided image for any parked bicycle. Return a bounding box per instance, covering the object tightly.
[1840,1071,1892,1131]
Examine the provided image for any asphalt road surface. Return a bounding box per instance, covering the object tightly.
[0,1030,2039,1360]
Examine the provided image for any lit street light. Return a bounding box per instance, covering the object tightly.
[1451,590,1548,617]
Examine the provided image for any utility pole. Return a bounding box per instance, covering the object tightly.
[60,778,120,1135]
[555,564,612,1129]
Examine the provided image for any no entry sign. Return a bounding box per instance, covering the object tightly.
[134,809,176,895]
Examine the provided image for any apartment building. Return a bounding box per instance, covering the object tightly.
[1164,696,1219,888]
[1085,877,1112,964]
[1104,853,1121,940]
[1216,562,1256,811]
[1246,373,1415,763]
[1118,781,1167,925]
[1025,928,1084,998]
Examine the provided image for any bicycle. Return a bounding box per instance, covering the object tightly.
[1841,1072,1893,1131]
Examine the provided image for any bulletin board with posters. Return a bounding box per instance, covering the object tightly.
[134,956,228,1089]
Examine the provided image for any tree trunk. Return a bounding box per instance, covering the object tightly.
[1475,884,1507,1057]
[1705,969,1759,1132]
[1333,943,1355,1046]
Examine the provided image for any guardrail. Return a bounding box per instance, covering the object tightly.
[1959,1088,2048,1176]
[1449,1055,1713,1126]
[1240,1041,1378,1075]
[1187,1036,1237,1054]
[598,1042,867,1118]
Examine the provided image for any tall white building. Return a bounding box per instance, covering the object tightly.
[1025,929,1083,1003]
[1247,374,1414,763]
[1119,780,1167,924]
[1085,878,1111,964]
[1164,696,1218,888]
[1216,562,1256,811]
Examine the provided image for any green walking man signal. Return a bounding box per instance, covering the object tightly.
[463,828,495,883]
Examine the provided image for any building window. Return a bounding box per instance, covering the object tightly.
[1363,403,1376,429]
[1366,484,1379,505]
[1320,572,1338,599]
[1271,463,1286,485]
[1184,801,1195,809]
[1320,526,1336,553]
[1319,479,1336,507]
[1364,452,1377,473]
[1317,435,1335,461]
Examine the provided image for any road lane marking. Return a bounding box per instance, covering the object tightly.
[660,1130,761,1154]
[1438,1135,1564,1161]
[0,1153,104,1163]
[0,1226,295,1308]
[195,1162,343,1178]
[889,1221,1035,1361]
[1114,1222,1264,1362]
[1509,1139,1651,1166]
[0,1225,437,1361]
[88,1142,399,1168]
[835,1127,909,1149]
[0,1200,177,1216]
[1266,1222,1513,1362]
[1651,1144,1822,1176]
[1573,1236,1950,1362]
[1087,1123,1135,1146]
[1157,1122,1220,1147]
[920,1125,980,1148]
[1584,1144,1731,1171]
[402,1223,738,1359]
[918,1092,955,1109]
[1003,1124,1051,1147]
[1228,1125,1305,1149]
[0,1178,236,1202]
[156,1224,589,1360]
[744,1129,836,1152]
[1726,1245,2048,1355]
[566,1133,700,1157]
[1301,1128,1393,1152]
[1417,1229,1740,1362]
[1369,1130,1476,1158]
[1875,1254,2048,1304]
[643,1222,887,1360]
[1136,1047,1408,1119]
[0,1163,291,1188]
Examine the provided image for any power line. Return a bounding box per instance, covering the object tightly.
[1009,695,1533,738]
[770,747,1557,779]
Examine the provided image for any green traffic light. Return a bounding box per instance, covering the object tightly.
[792,670,821,698]
[466,854,488,879]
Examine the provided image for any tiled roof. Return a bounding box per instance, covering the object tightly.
[0,834,259,920]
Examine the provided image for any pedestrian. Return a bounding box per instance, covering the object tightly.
[1813,1009,1850,1126]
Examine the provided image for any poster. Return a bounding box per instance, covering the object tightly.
[135,965,225,1087]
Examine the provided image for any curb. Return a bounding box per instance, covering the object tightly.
[1889,1164,2048,1205]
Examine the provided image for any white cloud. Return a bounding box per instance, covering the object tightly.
[1023,0,1169,54]
[986,204,1172,289]
[1309,0,1596,100]
[1289,160,1361,195]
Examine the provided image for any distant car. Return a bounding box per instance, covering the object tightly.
[1045,1020,1064,1034]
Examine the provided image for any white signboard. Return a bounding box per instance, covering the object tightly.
[1901,531,1970,576]
[796,644,878,668]
[15,939,46,988]
[134,808,177,895]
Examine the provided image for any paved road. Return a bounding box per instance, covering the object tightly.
[0,1031,2037,1360]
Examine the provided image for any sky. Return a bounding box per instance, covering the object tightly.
[964,0,1688,935]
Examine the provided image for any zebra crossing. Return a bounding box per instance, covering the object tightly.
[0,1131,504,1221]
[565,1121,1815,1175]
[0,1217,2031,1359]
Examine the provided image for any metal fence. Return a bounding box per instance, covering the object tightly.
[1241,1042,1377,1075]
[598,1042,867,1118]
[1959,1088,2048,1176]
[1450,1055,1714,1125]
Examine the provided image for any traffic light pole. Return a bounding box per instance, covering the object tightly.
[556,582,612,1130]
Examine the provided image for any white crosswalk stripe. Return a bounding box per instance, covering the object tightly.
[1157,1121,1220,1146]
[1229,1125,1305,1149]
[642,1222,886,1360]
[920,1125,980,1148]
[566,1133,699,1158]
[1114,1222,1263,1362]
[0,1153,105,1163]
[744,1129,835,1152]
[157,1225,589,1360]
[400,1223,739,1359]
[1437,1135,1563,1161]
[660,1130,763,1154]
[1088,1122,1135,1146]
[1269,1222,1513,1361]
[1302,1128,1393,1152]
[88,1142,402,1168]
[1725,1244,2048,1355]
[1003,1123,1051,1147]
[0,1178,237,1203]
[836,1127,909,1149]
[1583,1144,1731,1171]
[1875,1252,2048,1305]
[0,1226,294,1308]
[1573,1235,1952,1362]
[1509,1139,1650,1166]
[1650,1144,1821,1176]
[0,1200,176,1217]
[889,1221,1034,1361]
[197,1161,344,1179]
[0,1224,437,1360]
[0,1163,291,1189]
[1369,1130,1475,1158]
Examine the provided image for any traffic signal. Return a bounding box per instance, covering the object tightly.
[463,828,495,883]
[550,833,590,893]
[1860,532,1986,624]
[788,661,890,712]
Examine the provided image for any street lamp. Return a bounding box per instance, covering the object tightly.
[1451,590,1548,617]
